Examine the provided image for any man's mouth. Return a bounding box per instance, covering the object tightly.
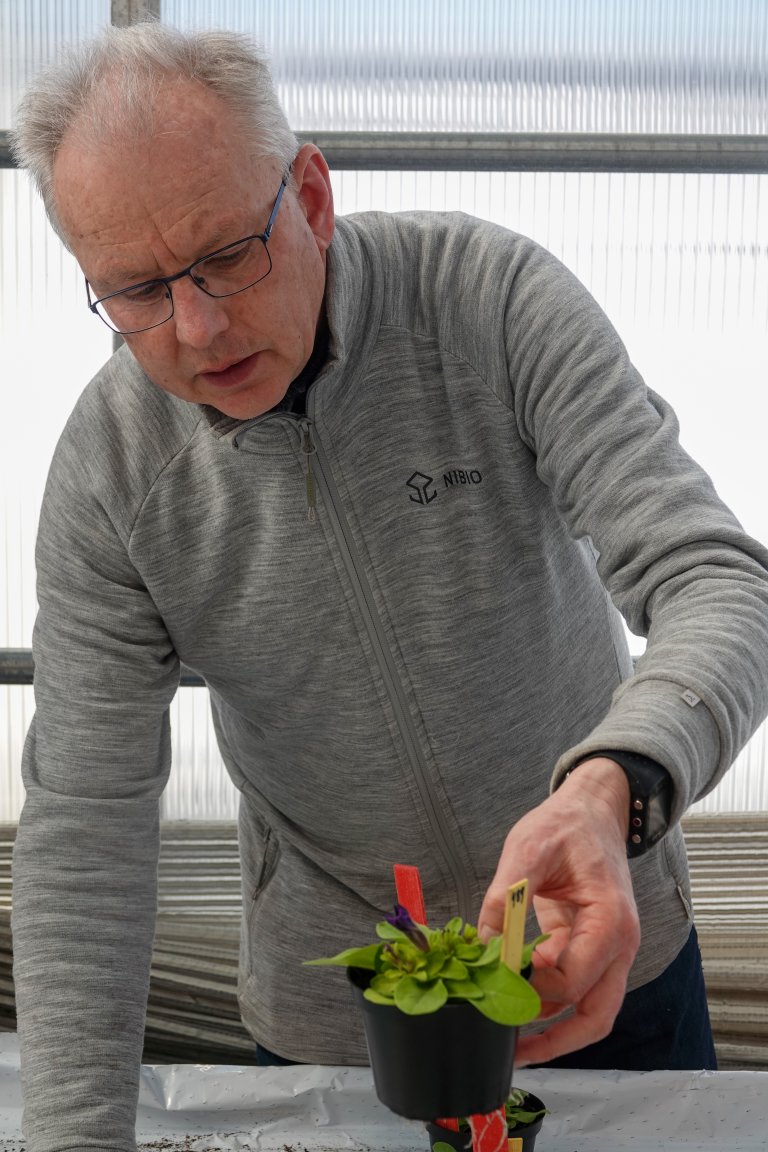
[200,350,262,389]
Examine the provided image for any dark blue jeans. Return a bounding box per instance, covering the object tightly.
[255,925,716,1071]
[537,924,717,1071]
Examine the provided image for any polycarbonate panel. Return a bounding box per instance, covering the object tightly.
[165,0,768,134]
[3,1,768,819]
[1,0,114,820]
[0,0,111,126]
[163,690,239,819]
[0,170,113,821]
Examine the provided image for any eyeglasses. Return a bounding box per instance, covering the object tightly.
[86,176,288,335]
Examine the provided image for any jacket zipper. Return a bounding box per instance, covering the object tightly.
[300,423,317,522]
[234,416,317,521]
[298,415,472,920]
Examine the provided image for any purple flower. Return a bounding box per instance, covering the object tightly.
[386,903,429,950]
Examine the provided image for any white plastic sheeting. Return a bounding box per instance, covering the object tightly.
[167,0,768,136]
[1,1034,766,1152]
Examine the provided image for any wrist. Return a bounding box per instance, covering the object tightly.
[563,750,673,857]
[559,756,631,842]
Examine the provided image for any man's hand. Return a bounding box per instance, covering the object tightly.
[477,757,641,1066]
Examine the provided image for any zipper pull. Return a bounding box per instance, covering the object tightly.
[300,421,317,523]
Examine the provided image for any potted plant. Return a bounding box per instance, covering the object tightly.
[426,1088,548,1152]
[306,904,545,1121]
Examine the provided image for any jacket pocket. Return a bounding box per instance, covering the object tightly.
[238,801,281,976]
[663,824,694,921]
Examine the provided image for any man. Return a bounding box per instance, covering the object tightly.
[10,21,768,1152]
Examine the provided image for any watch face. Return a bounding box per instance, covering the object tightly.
[645,784,671,846]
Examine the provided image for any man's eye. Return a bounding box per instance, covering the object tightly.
[121,281,167,304]
[203,240,252,271]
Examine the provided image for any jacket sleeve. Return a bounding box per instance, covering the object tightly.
[494,237,768,823]
[12,415,179,1152]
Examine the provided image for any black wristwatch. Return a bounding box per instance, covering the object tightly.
[570,750,673,858]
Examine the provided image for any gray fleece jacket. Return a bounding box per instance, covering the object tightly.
[13,211,768,1151]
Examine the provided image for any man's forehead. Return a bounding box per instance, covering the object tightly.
[55,80,279,216]
[53,118,283,289]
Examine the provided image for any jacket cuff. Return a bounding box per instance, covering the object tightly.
[550,676,722,825]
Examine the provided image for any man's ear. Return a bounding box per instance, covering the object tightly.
[291,143,335,253]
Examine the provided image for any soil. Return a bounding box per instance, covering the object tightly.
[4,1139,337,1152]
[4,1139,320,1152]
[138,1142,312,1152]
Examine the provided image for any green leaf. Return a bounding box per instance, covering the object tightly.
[432,1143,456,1152]
[376,941,423,976]
[303,943,380,969]
[454,941,484,962]
[507,1089,529,1108]
[507,1109,546,1128]
[394,975,448,1015]
[421,949,447,978]
[504,1089,548,1127]
[364,986,397,1005]
[376,922,409,941]
[439,957,469,980]
[471,963,541,1025]
[469,935,501,967]
[424,928,446,953]
[369,970,402,995]
[520,932,550,971]
[444,978,484,1000]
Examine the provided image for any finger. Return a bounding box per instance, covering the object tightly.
[528,893,639,1006]
[515,954,630,1067]
[533,997,579,1022]
[477,879,531,942]
[525,919,573,969]
[478,852,549,941]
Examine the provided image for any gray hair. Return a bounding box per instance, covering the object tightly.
[11,22,299,241]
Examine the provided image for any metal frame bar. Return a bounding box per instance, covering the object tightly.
[3,129,768,174]
[297,131,768,173]
[0,649,204,688]
[110,0,161,26]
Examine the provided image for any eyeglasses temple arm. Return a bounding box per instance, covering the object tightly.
[263,177,288,241]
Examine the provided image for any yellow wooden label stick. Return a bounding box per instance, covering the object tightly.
[500,879,529,973]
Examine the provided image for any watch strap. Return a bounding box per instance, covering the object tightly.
[571,749,672,858]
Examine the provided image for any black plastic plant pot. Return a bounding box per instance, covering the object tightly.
[425,1092,546,1152]
[348,967,517,1120]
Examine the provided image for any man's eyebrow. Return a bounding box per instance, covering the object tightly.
[95,267,161,294]
[199,225,239,250]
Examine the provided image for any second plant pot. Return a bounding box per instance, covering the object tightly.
[425,1091,547,1152]
[348,966,517,1120]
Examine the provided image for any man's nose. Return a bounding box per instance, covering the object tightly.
[170,275,230,347]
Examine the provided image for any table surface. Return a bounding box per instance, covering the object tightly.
[1,1034,766,1151]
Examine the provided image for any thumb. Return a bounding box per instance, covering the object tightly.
[477,863,541,944]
